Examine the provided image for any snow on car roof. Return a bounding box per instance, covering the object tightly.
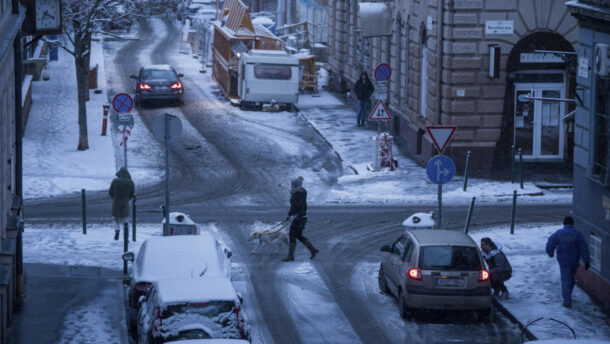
[409,229,477,247]
[142,64,173,70]
[136,234,225,282]
[402,212,435,228]
[155,277,238,305]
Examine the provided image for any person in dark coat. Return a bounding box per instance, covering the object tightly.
[546,216,591,308]
[353,71,375,127]
[109,167,135,240]
[282,177,319,261]
[480,237,512,299]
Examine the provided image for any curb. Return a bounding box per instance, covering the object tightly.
[492,298,537,342]
[293,104,359,175]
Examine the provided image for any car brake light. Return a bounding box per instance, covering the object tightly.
[170,82,182,89]
[408,268,422,281]
[156,307,162,326]
[479,269,490,281]
[234,302,245,335]
[139,83,152,90]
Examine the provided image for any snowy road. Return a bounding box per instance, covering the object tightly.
[20,18,575,344]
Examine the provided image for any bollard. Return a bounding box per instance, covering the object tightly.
[102,104,110,136]
[123,222,129,274]
[132,195,136,242]
[81,189,87,235]
[510,145,516,183]
[519,148,524,189]
[463,150,471,192]
[464,197,476,234]
[510,190,517,235]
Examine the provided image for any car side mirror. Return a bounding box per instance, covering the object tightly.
[178,73,184,78]
[137,295,146,308]
[236,292,243,305]
[380,245,391,253]
[224,248,232,259]
[122,251,135,262]
[129,74,137,79]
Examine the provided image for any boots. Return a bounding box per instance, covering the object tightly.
[302,239,319,260]
[282,243,296,262]
[114,230,120,241]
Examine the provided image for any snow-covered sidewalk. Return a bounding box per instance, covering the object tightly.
[296,91,573,206]
[469,224,610,341]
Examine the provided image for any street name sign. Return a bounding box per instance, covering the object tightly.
[368,100,391,121]
[426,155,456,185]
[112,93,133,113]
[426,126,457,154]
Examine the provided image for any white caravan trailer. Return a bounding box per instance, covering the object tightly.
[238,50,300,109]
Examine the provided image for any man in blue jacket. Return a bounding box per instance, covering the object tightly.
[545,216,591,308]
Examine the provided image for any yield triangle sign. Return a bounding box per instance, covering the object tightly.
[368,101,391,121]
[426,126,457,154]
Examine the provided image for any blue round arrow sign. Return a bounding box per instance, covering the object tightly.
[426,155,456,185]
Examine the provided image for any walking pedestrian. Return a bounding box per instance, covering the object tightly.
[546,216,591,308]
[109,167,135,241]
[282,177,319,261]
[353,71,375,127]
[480,237,512,299]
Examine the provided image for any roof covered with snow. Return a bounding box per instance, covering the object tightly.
[155,277,238,305]
[134,234,227,283]
[409,229,477,247]
[402,212,435,229]
[141,64,173,70]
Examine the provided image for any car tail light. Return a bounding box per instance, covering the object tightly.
[234,302,245,335]
[479,269,490,281]
[170,82,182,89]
[156,307,163,326]
[408,268,422,281]
[139,83,152,90]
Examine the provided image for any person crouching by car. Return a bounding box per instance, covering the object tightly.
[480,237,512,299]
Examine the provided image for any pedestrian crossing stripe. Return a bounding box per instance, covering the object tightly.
[368,100,392,121]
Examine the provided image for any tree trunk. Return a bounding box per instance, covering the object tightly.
[75,53,89,151]
[84,33,91,101]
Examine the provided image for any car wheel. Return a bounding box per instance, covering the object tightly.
[378,265,390,294]
[135,98,141,108]
[128,309,137,338]
[398,289,410,319]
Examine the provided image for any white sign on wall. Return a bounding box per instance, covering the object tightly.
[579,57,589,79]
[520,53,564,63]
[485,20,514,35]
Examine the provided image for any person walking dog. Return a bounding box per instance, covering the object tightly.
[480,237,512,299]
[109,167,135,240]
[353,71,374,127]
[546,216,591,308]
[282,177,319,261]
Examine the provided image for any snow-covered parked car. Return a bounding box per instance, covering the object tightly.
[378,230,493,322]
[123,234,233,337]
[137,277,250,343]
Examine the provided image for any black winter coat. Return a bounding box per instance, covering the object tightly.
[109,167,135,218]
[353,78,374,100]
[288,188,307,218]
[484,250,512,279]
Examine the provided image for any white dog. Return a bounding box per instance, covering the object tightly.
[247,228,289,254]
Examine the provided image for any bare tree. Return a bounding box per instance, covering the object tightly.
[51,0,134,150]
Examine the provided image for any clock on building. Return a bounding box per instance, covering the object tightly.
[35,0,61,31]
[22,0,63,34]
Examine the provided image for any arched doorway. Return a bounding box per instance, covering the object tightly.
[496,32,576,169]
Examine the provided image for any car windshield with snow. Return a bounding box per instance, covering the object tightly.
[378,229,492,322]
[137,277,250,343]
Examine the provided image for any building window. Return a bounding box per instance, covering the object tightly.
[589,232,602,271]
[420,45,428,118]
[593,76,609,181]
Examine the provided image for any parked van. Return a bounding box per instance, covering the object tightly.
[122,234,233,337]
[238,50,300,108]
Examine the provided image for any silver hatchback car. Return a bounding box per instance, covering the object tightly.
[378,229,492,321]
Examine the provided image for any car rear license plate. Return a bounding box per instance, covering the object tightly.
[435,277,465,287]
[155,86,170,91]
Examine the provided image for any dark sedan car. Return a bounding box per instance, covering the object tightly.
[131,65,184,107]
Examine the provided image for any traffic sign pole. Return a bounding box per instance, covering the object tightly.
[164,113,170,236]
[437,184,442,229]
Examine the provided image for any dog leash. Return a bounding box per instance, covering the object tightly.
[263,220,289,234]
